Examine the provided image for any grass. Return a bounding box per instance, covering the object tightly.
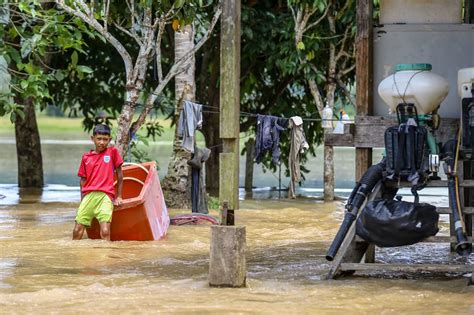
[0,113,246,145]
[0,115,88,140]
[0,114,177,141]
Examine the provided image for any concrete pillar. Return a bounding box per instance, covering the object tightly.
[209,226,246,287]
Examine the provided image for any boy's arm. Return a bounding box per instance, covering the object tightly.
[114,165,123,206]
[79,177,86,200]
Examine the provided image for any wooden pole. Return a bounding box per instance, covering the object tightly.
[355,0,374,181]
[219,0,241,223]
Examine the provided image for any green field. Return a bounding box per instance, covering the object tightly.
[0,114,177,141]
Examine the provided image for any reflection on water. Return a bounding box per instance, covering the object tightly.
[0,196,472,313]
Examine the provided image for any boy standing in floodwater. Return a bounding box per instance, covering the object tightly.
[72,124,123,241]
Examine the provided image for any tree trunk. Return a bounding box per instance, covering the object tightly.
[244,138,255,192]
[162,24,196,209]
[14,97,43,188]
[323,143,334,201]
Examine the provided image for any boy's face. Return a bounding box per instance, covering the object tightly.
[91,134,111,152]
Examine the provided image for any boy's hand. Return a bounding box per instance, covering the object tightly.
[114,197,123,206]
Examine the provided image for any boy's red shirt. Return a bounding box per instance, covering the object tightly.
[77,146,123,201]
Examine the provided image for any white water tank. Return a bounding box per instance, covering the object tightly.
[378,64,449,115]
[458,67,474,98]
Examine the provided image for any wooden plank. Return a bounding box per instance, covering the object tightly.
[325,116,460,148]
[340,263,474,273]
[354,0,373,180]
[460,180,474,187]
[384,180,448,188]
[426,180,449,187]
[364,244,375,263]
[423,236,473,243]
[436,207,474,214]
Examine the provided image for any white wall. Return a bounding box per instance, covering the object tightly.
[380,0,462,24]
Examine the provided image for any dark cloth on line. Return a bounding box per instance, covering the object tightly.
[255,114,288,165]
[189,146,211,214]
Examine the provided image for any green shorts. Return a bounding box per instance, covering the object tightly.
[75,191,113,227]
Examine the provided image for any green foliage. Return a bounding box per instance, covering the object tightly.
[237,2,324,174]
[0,1,89,121]
[208,196,220,210]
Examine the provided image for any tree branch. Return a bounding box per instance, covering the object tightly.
[55,0,134,81]
[154,20,166,82]
[104,0,110,32]
[341,63,355,76]
[335,26,351,61]
[303,3,330,32]
[308,78,325,116]
[335,75,355,107]
[113,21,143,46]
[131,2,222,134]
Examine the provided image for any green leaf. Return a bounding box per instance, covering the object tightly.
[54,71,65,81]
[76,65,93,74]
[175,0,185,9]
[296,41,305,50]
[16,109,25,121]
[71,51,78,67]
[20,80,28,90]
[18,3,29,12]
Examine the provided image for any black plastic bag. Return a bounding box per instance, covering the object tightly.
[356,199,439,247]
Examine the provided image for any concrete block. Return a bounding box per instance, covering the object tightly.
[209,225,246,287]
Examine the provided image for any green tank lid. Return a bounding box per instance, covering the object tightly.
[395,63,432,71]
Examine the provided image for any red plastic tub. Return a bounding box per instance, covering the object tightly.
[86,161,169,241]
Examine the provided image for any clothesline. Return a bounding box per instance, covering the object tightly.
[131,101,356,123]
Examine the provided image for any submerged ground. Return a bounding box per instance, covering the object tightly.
[0,197,472,314]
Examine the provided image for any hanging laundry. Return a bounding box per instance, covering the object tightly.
[188,146,211,213]
[178,100,203,153]
[255,114,288,165]
[288,116,309,199]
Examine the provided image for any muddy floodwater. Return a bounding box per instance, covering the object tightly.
[0,194,473,314]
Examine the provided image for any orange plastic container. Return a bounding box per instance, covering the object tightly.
[86,161,169,241]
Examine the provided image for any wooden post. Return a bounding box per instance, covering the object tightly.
[209,225,246,287]
[355,0,374,181]
[219,0,240,221]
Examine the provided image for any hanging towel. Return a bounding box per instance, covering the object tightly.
[178,100,203,153]
[255,114,288,165]
[288,116,309,199]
